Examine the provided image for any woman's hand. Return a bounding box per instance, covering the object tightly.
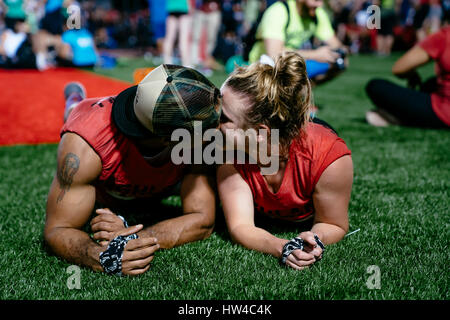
[298,231,324,261]
[91,208,126,246]
[283,247,317,270]
[406,71,422,89]
[282,231,323,270]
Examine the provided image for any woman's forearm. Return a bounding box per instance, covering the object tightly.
[311,222,347,245]
[392,45,430,77]
[230,224,287,258]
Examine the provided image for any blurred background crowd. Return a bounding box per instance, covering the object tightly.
[0,0,449,73]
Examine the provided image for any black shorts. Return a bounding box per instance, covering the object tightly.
[4,17,25,30]
[413,5,430,29]
[379,10,396,36]
[40,9,64,35]
[169,11,188,18]
[366,78,446,128]
[55,56,94,69]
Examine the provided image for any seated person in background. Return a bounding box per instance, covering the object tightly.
[0,17,79,71]
[247,0,348,83]
[39,0,65,36]
[217,52,353,270]
[1,0,26,30]
[365,26,450,128]
[32,25,98,70]
[374,0,398,56]
[0,18,36,69]
[31,28,70,70]
[32,1,97,70]
[58,27,98,68]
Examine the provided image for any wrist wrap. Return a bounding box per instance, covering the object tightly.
[99,215,139,275]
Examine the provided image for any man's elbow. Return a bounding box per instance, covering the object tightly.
[200,222,214,240]
[43,222,72,253]
[196,211,215,240]
[43,225,60,253]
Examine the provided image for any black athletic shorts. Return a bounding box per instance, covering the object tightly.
[168,11,188,18]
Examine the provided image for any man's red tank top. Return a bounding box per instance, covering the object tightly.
[234,122,352,222]
[61,96,186,205]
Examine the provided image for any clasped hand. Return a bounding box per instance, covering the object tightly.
[92,208,159,276]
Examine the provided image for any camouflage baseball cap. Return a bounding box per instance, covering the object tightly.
[112,64,222,138]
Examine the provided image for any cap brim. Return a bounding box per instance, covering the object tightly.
[111,85,154,139]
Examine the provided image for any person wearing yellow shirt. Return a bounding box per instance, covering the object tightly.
[248,0,348,82]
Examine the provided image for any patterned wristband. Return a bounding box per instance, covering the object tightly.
[99,235,131,276]
[117,215,129,227]
[314,234,325,252]
[117,215,138,241]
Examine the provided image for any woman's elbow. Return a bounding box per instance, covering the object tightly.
[229,231,242,245]
[228,225,251,247]
[228,226,243,245]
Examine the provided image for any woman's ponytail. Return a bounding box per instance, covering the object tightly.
[225,51,313,147]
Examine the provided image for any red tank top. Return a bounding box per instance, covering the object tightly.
[419,26,450,126]
[61,96,186,205]
[234,123,351,222]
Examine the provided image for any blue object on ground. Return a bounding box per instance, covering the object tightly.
[305,60,330,78]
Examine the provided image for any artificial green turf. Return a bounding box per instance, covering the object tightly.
[0,54,448,300]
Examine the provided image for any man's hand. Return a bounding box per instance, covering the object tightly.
[312,46,339,64]
[91,208,125,246]
[103,224,160,276]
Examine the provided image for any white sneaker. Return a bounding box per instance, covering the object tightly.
[366,110,400,127]
[36,53,48,71]
[64,82,87,100]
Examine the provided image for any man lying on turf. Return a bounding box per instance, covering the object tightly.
[217,52,353,270]
[44,65,221,276]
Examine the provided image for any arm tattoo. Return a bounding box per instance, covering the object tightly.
[57,152,80,203]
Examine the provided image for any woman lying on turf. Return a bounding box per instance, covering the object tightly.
[217,52,353,270]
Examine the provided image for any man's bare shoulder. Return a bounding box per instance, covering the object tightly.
[57,132,102,185]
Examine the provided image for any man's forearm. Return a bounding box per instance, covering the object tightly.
[44,227,104,272]
[296,49,317,61]
[138,213,214,249]
[325,36,342,50]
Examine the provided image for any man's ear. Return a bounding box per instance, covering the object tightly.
[256,124,271,143]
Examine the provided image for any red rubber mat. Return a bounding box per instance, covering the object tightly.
[0,68,131,145]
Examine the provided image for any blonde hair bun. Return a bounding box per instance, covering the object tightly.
[225,51,312,146]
